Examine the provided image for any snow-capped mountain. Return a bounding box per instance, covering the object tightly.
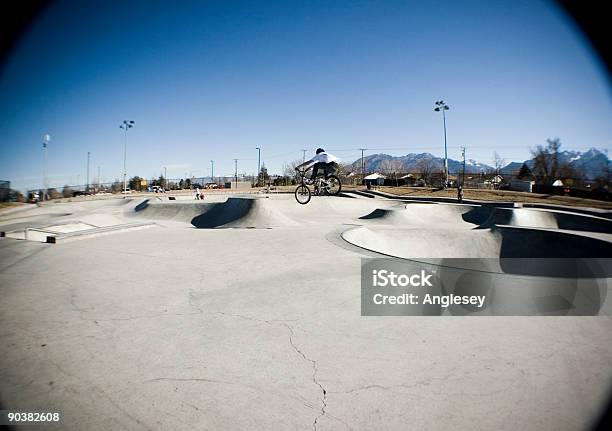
[348,153,493,174]
[346,148,609,179]
[567,148,609,179]
[500,148,609,179]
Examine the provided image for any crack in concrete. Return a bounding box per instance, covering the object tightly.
[331,370,511,397]
[210,311,297,324]
[282,323,328,431]
[209,311,349,429]
[144,375,320,414]
[145,377,234,385]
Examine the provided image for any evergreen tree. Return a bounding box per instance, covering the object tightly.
[517,163,532,179]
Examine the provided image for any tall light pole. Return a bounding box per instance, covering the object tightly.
[42,134,50,200]
[359,148,366,186]
[234,158,238,189]
[256,147,261,186]
[210,160,214,184]
[119,120,135,194]
[86,151,90,193]
[164,166,167,190]
[434,100,450,187]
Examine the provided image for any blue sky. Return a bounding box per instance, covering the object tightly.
[0,0,610,191]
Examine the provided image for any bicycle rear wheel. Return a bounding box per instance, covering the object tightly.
[325,175,342,195]
[294,185,311,204]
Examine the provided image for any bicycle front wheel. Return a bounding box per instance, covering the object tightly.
[325,175,342,196]
[294,185,311,204]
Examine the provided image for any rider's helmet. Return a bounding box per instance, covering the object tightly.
[316,148,325,154]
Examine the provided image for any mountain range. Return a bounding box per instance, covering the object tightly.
[348,153,493,175]
[348,148,609,180]
[499,148,609,179]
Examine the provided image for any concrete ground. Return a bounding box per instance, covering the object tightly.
[1,194,611,430]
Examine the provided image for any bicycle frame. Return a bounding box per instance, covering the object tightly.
[295,168,327,194]
[294,166,341,204]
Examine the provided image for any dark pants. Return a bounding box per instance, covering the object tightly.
[311,162,335,180]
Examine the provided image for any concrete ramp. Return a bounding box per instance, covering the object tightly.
[133,199,214,223]
[345,200,612,260]
[357,202,612,234]
[477,207,558,229]
[342,224,612,259]
[133,197,297,228]
[552,210,612,233]
[360,202,478,228]
[191,197,298,228]
[342,225,502,258]
[477,207,612,233]
[497,226,612,258]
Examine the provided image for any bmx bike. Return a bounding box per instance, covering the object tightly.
[294,168,342,204]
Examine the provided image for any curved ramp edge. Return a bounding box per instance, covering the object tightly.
[191,197,299,228]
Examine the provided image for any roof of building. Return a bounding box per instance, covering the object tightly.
[364,173,386,180]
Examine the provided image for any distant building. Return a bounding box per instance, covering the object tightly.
[400,174,416,186]
[510,179,535,192]
[225,181,252,190]
[0,180,9,202]
[492,175,504,186]
[364,173,386,186]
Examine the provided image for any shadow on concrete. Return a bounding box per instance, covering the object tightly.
[190,198,255,228]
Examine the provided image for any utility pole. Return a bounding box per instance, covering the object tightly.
[86,151,90,194]
[301,149,307,163]
[606,150,610,188]
[97,166,101,192]
[434,101,450,188]
[234,159,238,189]
[256,147,261,186]
[360,148,366,186]
[210,160,214,184]
[164,166,167,190]
[461,146,466,187]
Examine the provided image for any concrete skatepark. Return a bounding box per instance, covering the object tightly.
[1,192,612,430]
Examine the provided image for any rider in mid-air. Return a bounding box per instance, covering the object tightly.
[295,148,340,184]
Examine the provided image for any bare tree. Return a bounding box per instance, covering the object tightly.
[379,159,404,186]
[62,185,73,198]
[531,138,562,185]
[493,152,505,175]
[111,180,122,193]
[284,159,303,177]
[595,161,611,190]
[335,162,352,184]
[492,152,505,189]
[558,164,582,183]
[416,158,434,186]
[47,188,61,200]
